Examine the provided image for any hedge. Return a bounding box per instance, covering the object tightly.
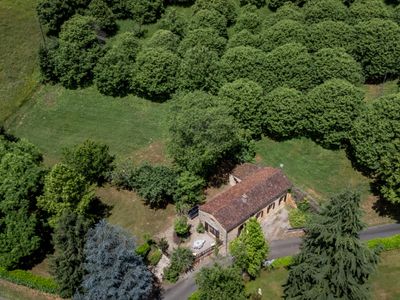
[269,234,400,269]
[0,267,59,295]
[367,234,400,251]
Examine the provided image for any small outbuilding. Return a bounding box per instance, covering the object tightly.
[199,164,292,252]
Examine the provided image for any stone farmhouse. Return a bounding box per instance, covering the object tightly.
[199,164,293,252]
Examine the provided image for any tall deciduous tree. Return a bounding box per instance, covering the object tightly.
[178,46,222,93]
[219,79,265,138]
[87,0,117,33]
[188,9,228,37]
[304,79,364,148]
[263,87,305,140]
[62,139,115,185]
[192,0,237,26]
[129,0,164,24]
[0,138,45,269]
[76,220,154,299]
[283,191,379,299]
[54,15,103,88]
[350,93,400,172]
[168,91,254,178]
[233,8,262,34]
[303,0,349,24]
[229,217,268,277]
[94,32,140,97]
[178,28,227,57]
[38,163,94,226]
[377,140,400,204]
[352,19,400,81]
[196,265,247,300]
[349,0,393,23]
[51,211,94,298]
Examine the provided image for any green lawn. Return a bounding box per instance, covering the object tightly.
[0,0,41,124]
[5,85,170,164]
[96,186,175,243]
[246,249,400,300]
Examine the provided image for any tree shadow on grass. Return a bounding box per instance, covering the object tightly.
[370,181,400,223]
[87,196,113,222]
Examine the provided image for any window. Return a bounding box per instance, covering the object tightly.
[205,222,220,239]
[256,210,263,219]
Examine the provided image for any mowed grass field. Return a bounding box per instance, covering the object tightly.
[246,249,400,300]
[6,85,170,165]
[0,0,41,124]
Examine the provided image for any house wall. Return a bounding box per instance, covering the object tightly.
[198,210,228,245]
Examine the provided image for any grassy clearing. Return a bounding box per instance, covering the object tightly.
[0,0,41,124]
[6,85,170,164]
[364,80,399,102]
[0,279,60,300]
[96,186,175,243]
[246,249,400,300]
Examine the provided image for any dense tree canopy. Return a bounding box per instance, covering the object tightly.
[158,7,187,37]
[37,0,90,35]
[313,47,363,85]
[219,46,268,88]
[94,32,140,96]
[104,0,131,19]
[283,191,379,299]
[192,0,238,25]
[132,48,180,99]
[174,171,205,209]
[349,0,393,23]
[304,79,364,148]
[229,218,268,277]
[51,211,93,298]
[129,0,164,24]
[77,220,154,299]
[219,79,265,137]
[178,46,222,93]
[264,43,314,92]
[227,29,260,49]
[239,0,266,8]
[233,9,262,34]
[263,87,305,139]
[350,93,400,172]
[377,140,400,204]
[260,20,307,52]
[303,0,349,24]
[188,9,228,37]
[178,28,227,57]
[306,21,355,53]
[87,0,117,33]
[38,163,94,226]
[0,138,45,269]
[168,91,254,178]
[62,139,115,185]
[54,15,103,88]
[196,265,247,300]
[265,2,305,25]
[145,29,180,52]
[352,19,400,81]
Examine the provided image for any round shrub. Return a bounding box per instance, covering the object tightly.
[132,48,180,99]
[188,9,228,37]
[227,29,260,48]
[263,87,305,139]
[178,28,227,57]
[130,0,164,24]
[94,32,140,96]
[145,29,180,52]
[313,48,363,85]
[174,217,190,236]
[264,43,314,92]
[260,20,307,52]
[219,79,265,137]
[352,19,400,81]
[104,0,131,19]
[303,0,349,24]
[350,94,400,172]
[178,46,222,93]
[193,0,238,25]
[306,21,355,53]
[395,5,400,24]
[305,79,364,148]
[349,0,393,23]
[158,7,187,37]
[233,10,262,34]
[264,2,304,26]
[219,46,268,88]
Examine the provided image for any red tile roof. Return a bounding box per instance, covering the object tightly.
[231,163,262,181]
[200,167,292,232]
